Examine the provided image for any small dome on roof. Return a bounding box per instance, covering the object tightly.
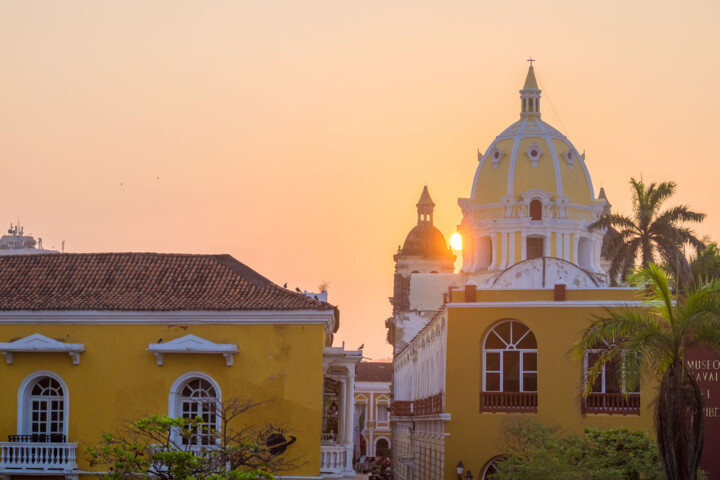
[402,224,452,258]
[400,186,454,259]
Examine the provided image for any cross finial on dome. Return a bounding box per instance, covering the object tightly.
[527,56,535,67]
[416,186,435,225]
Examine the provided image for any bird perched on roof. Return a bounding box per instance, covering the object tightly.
[295,287,301,292]
[283,283,288,288]
[358,344,364,350]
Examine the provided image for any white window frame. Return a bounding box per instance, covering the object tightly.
[483,320,537,393]
[168,372,222,446]
[17,371,69,437]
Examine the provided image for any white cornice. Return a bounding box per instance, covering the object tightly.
[447,300,646,308]
[148,334,238,366]
[0,309,335,326]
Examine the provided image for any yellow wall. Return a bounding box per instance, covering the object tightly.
[0,322,325,476]
[443,296,655,478]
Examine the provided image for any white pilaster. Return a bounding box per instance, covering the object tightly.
[563,234,571,262]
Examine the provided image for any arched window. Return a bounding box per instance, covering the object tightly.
[529,200,542,220]
[482,320,537,412]
[375,437,390,458]
[17,372,68,441]
[170,373,220,446]
[577,237,592,269]
[482,456,505,479]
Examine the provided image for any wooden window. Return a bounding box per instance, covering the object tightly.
[526,237,544,260]
[529,200,542,220]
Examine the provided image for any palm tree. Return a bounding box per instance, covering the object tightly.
[574,264,720,480]
[590,178,705,286]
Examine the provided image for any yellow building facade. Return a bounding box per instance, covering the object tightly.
[0,253,360,480]
[389,65,655,480]
[353,362,392,461]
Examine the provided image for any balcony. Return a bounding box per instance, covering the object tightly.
[414,393,443,416]
[480,391,538,413]
[320,443,350,475]
[0,436,78,473]
[583,393,640,415]
[390,400,413,416]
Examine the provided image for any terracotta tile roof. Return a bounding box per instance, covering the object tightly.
[0,253,335,312]
[356,362,392,382]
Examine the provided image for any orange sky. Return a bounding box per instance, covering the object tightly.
[1,1,719,361]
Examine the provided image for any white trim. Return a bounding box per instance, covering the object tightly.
[17,370,69,436]
[448,300,647,308]
[0,334,85,365]
[148,335,238,366]
[0,309,335,325]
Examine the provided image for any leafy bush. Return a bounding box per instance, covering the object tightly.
[490,419,663,480]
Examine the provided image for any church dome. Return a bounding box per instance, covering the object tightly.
[470,65,595,206]
[401,224,451,257]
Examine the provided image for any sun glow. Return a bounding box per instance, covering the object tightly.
[450,233,462,250]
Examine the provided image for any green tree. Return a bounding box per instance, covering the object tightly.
[589,178,705,286]
[490,419,663,480]
[88,398,299,480]
[573,264,720,480]
[690,241,720,282]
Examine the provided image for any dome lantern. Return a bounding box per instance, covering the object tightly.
[520,60,541,118]
[416,185,435,225]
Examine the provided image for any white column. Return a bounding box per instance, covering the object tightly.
[572,235,580,265]
[556,233,562,261]
[563,234,571,262]
[508,231,516,266]
[499,233,509,269]
[344,372,356,473]
[338,378,347,443]
[544,231,551,257]
[521,232,527,260]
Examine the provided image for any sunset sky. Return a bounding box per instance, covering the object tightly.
[1,1,719,361]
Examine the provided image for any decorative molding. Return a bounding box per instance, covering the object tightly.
[525,141,543,167]
[488,146,504,169]
[148,335,238,366]
[0,334,85,365]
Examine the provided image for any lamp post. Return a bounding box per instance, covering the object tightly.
[456,461,464,480]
